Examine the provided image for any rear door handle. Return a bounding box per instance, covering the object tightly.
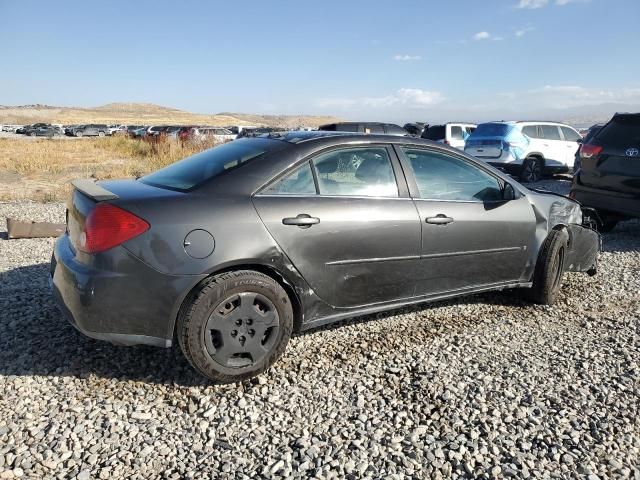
[426,214,454,225]
[282,214,320,228]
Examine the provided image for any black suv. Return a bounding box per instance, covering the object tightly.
[571,113,640,231]
[319,122,407,136]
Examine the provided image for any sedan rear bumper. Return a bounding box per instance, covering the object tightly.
[50,234,204,347]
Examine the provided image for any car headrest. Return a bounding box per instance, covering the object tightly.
[355,154,391,182]
[316,156,338,174]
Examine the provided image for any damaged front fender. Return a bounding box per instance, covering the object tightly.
[565,224,601,275]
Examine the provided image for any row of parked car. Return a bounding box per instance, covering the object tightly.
[2,122,296,141]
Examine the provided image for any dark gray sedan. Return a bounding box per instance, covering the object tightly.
[51,132,600,383]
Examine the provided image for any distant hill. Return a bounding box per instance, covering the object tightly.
[0,103,341,128]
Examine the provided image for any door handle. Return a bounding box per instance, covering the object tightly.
[426,214,454,225]
[282,214,320,228]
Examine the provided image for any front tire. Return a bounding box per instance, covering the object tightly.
[520,157,543,183]
[75,131,83,137]
[527,229,568,305]
[178,270,293,383]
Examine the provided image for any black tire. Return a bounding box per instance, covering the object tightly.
[520,157,543,183]
[527,229,568,305]
[178,270,293,383]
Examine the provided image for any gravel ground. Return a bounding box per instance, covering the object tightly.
[0,179,639,479]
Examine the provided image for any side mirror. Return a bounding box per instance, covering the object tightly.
[503,183,516,201]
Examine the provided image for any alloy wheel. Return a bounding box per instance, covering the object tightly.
[522,158,542,183]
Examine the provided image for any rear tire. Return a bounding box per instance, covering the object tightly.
[98,131,105,137]
[178,270,293,383]
[520,157,543,183]
[527,229,568,305]
[75,131,83,137]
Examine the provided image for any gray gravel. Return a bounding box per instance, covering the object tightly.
[1,182,639,479]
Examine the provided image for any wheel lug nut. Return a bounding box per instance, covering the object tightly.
[239,335,245,342]
[231,330,237,337]
[235,319,242,326]
[246,319,253,325]
[248,329,255,336]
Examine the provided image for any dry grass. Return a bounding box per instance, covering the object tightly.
[0,136,220,202]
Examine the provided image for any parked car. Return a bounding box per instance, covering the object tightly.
[51,131,600,383]
[21,123,50,135]
[130,127,149,138]
[319,122,408,136]
[108,125,125,135]
[74,124,109,137]
[192,127,236,143]
[225,126,257,136]
[147,125,170,137]
[421,123,477,150]
[30,125,63,137]
[570,113,640,231]
[236,127,284,138]
[573,124,604,172]
[403,122,428,137]
[2,124,22,133]
[465,121,582,182]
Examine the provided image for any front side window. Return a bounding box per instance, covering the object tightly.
[401,148,503,202]
[312,147,398,197]
[561,127,581,142]
[541,125,562,140]
[262,162,316,195]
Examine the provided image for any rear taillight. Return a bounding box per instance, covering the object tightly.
[79,204,149,254]
[579,144,603,159]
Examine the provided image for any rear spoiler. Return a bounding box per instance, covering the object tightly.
[71,179,118,201]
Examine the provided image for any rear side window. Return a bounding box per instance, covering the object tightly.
[140,139,270,191]
[450,126,463,140]
[595,115,640,147]
[312,147,398,197]
[262,162,316,195]
[522,125,541,139]
[541,125,561,140]
[561,127,581,142]
[422,125,446,140]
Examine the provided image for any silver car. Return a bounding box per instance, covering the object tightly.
[51,131,600,383]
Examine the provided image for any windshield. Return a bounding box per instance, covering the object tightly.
[140,139,272,191]
[472,123,511,137]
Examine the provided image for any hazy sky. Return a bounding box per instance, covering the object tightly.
[1,0,638,123]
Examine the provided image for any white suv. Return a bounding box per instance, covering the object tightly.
[464,121,582,182]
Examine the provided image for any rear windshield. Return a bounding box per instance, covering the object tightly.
[140,139,271,191]
[421,125,445,140]
[596,115,640,147]
[472,123,511,137]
